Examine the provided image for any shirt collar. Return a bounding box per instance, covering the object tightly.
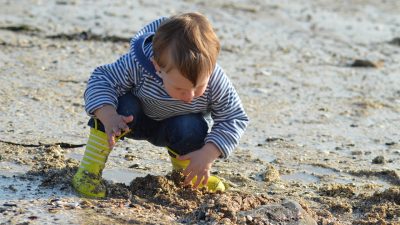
[131,32,162,82]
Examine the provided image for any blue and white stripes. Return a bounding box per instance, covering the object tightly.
[84,17,248,158]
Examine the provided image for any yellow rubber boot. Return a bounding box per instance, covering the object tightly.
[72,118,131,198]
[168,148,225,192]
[72,127,111,198]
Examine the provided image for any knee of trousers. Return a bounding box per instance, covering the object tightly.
[166,114,208,150]
[116,93,143,120]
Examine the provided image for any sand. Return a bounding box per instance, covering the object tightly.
[0,0,399,224]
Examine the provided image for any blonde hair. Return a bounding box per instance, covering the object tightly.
[152,12,220,85]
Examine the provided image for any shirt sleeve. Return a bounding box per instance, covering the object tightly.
[204,65,249,158]
[84,53,140,115]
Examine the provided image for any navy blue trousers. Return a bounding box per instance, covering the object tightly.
[88,93,208,156]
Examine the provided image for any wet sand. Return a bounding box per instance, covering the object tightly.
[0,0,399,224]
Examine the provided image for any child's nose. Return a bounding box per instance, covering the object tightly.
[182,91,195,103]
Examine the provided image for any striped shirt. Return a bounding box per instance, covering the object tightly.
[84,17,248,158]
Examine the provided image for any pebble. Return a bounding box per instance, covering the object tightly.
[48,207,61,213]
[389,37,400,46]
[261,164,280,182]
[350,59,383,68]
[28,216,38,220]
[385,142,396,146]
[79,200,93,208]
[351,150,363,155]
[54,200,64,206]
[246,215,253,221]
[3,203,17,207]
[129,163,140,168]
[238,199,317,224]
[372,156,385,164]
[265,137,284,142]
[65,202,79,209]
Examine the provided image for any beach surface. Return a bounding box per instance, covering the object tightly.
[0,0,399,224]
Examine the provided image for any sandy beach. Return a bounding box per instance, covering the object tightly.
[0,0,399,224]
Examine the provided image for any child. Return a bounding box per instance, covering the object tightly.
[72,12,249,198]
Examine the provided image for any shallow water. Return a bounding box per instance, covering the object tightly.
[281,172,320,184]
[0,161,30,177]
[103,168,147,185]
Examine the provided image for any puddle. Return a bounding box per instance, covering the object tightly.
[0,162,30,177]
[66,152,82,161]
[0,175,80,224]
[0,175,73,201]
[301,164,338,176]
[281,172,320,183]
[103,168,147,185]
[333,176,391,189]
[280,164,336,184]
[250,149,276,163]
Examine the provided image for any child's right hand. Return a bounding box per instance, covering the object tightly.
[94,105,133,149]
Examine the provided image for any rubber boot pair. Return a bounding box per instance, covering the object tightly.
[72,121,225,198]
[167,148,225,192]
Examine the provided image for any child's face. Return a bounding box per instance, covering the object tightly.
[158,67,209,103]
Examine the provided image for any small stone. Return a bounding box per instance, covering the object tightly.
[389,37,400,46]
[265,137,284,142]
[350,59,383,68]
[54,200,64,207]
[261,164,280,182]
[28,216,38,220]
[129,163,140,168]
[238,199,317,224]
[372,156,385,164]
[124,154,136,161]
[79,200,93,208]
[351,151,363,155]
[3,203,17,207]
[246,215,253,221]
[65,202,79,209]
[48,207,61,213]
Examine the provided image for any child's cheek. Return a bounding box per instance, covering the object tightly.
[165,86,178,99]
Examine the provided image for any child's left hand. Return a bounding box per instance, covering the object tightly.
[177,143,221,189]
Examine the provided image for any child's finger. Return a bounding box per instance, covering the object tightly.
[107,133,115,149]
[122,115,134,123]
[184,171,195,185]
[119,122,130,132]
[192,174,203,189]
[182,165,192,177]
[112,127,121,136]
[202,174,209,186]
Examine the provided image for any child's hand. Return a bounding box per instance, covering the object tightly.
[178,143,221,189]
[94,105,133,149]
